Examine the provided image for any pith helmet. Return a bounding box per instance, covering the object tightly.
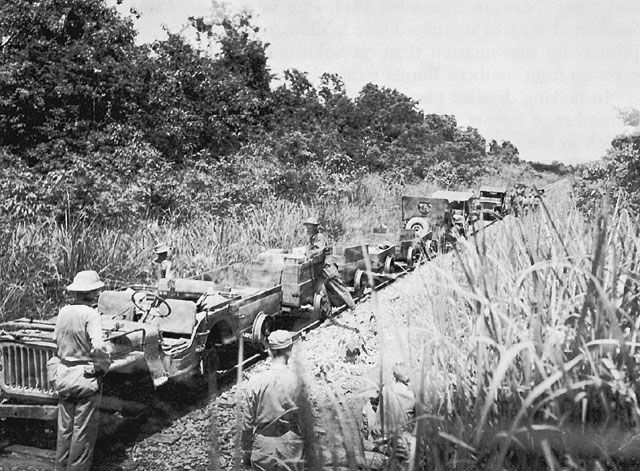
[303,216,320,226]
[67,270,105,292]
[154,243,170,254]
[268,330,294,350]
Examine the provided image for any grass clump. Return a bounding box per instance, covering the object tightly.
[381,180,640,469]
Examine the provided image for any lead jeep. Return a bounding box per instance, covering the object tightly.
[0,278,281,430]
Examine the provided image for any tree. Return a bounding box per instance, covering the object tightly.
[575,108,640,213]
[355,84,422,143]
[0,0,146,168]
[488,140,520,164]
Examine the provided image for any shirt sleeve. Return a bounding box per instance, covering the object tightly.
[87,310,111,373]
[86,311,104,350]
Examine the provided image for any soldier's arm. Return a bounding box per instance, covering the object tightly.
[87,311,112,374]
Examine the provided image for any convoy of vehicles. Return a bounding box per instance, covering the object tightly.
[0,182,546,433]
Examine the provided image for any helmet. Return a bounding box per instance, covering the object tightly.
[268,330,294,350]
[66,270,105,292]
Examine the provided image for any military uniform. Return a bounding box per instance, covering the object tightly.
[362,365,416,470]
[54,271,111,471]
[153,243,174,280]
[306,227,356,310]
[242,331,303,471]
[154,259,173,279]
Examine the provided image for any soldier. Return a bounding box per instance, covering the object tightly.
[241,330,304,471]
[153,242,174,280]
[528,188,538,212]
[365,362,417,470]
[514,187,525,217]
[303,217,356,311]
[53,270,112,471]
[361,387,386,470]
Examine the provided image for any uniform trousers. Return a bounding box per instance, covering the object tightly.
[55,391,101,471]
[251,431,304,471]
[322,264,356,309]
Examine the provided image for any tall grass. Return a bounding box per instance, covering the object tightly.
[261,178,640,470]
[379,180,640,468]
[0,173,417,321]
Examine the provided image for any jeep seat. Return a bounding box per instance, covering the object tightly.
[157,299,197,336]
[98,289,135,320]
[157,278,217,301]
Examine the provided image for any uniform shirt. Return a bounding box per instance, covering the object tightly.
[55,304,108,369]
[307,231,328,258]
[155,259,173,279]
[378,382,416,436]
[242,364,300,449]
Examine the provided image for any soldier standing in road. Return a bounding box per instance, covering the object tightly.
[153,242,174,280]
[241,330,304,471]
[53,270,111,471]
[304,217,356,311]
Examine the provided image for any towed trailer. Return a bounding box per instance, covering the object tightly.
[366,227,429,268]
[326,243,368,299]
[250,247,331,322]
[366,243,396,274]
[0,277,281,429]
[336,241,400,293]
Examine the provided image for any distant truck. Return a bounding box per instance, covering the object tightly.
[401,195,451,238]
[477,186,508,219]
[0,278,281,430]
[430,190,478,236]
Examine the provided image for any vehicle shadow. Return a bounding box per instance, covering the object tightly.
[0,344,255,471]
[92,344,255,470]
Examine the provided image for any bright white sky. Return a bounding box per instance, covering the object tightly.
[115,0,640,164]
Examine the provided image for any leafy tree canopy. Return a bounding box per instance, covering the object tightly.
[0,0,521,224]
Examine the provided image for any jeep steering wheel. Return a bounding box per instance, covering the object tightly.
[131,291,172,319]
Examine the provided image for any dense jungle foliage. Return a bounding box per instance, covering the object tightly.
[0,0,553,226]
[573,108,640,215]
